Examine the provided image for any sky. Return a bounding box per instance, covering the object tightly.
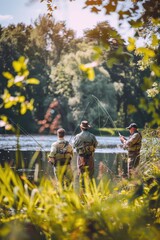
[0,0,134,41]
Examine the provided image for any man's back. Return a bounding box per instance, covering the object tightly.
[74,130,97,149]
[73,120,98,179]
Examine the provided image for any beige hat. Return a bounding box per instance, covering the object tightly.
[126,123,137,129]
[80,120,91,129]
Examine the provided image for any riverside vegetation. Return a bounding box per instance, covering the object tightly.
[0,1,159,237]
[0,127,160,240]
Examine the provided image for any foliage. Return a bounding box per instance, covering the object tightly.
[43,0,160,126]
[140,126,160,175]
[0,56,39,132]
[49,41,117,130]
[0,4,159,131]
[0,127,160,239]
[83,22,149,127]
[0,162,160,239]
[0,17,75,133]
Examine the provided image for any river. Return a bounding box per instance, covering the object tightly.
[0,134,127,179]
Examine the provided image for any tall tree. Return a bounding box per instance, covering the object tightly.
[0,15,76,132]
[50,41,117,131]
[43,0,160,126]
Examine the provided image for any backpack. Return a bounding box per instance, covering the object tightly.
[54,141,72,165]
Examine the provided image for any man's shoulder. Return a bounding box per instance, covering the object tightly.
[75,132,83,138]
[133,131,142,137]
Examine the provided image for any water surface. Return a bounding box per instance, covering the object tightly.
[0,134,127,179]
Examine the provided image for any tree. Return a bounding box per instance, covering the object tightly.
[65,0,160,126]
[83,22,149,127]
[50,41,117,131]
[0,16,76,133]
[85,0,160,126]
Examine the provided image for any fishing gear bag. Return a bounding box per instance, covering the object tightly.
[78,143,95,156]
[54,141,73,166]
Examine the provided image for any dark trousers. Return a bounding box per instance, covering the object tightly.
[125,151,140,178]
[77,154,94,179]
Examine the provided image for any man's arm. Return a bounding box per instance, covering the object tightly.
[48,143,57,164]
[120,135,127,143]
[125,133,141,147]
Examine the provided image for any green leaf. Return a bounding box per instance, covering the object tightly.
[151,35,159,47]
[4,101,14,109]
[127,44,135,52]
[18,96,25,103]
[7,79,14,88]
[151,64,160,77]
[127,104,137,114]
[129,20,143,28]
[107,57,119,68]
[87,68,95,81]
[2,71,13,80]
[20,103,27,115]
[148,185,158,195]
[26,78,40,84]
[136,47,155,58]
[18,56,25,63]
[12,61,22,72]
[27,99,34,111]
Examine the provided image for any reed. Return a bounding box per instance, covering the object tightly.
[0,128,160,240]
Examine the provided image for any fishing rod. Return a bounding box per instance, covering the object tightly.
[9,118,45,151]
[91,95,121,137]
[68,97,93,143]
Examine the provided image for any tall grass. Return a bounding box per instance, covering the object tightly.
[0,128,160,240]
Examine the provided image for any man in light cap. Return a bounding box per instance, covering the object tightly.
[48,128,73,185]
[120,123,142,177]
[73,120,98,179]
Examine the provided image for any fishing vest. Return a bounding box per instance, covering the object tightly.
[77,142,95,156]
[54,141,73,166]
[128,132,142,153]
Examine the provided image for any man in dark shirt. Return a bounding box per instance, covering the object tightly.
[73,120,98,179]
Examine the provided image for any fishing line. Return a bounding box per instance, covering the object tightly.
[91,95,121,137]
[68,96,93,144]
[84,97,116,177]
[9,118,45,151]
[91,95,122,177]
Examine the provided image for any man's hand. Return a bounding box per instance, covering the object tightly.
[120,136,126,143]
[48,157,55,164]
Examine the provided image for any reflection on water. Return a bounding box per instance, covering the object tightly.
[0,134,126,153]
[0,134,127,180]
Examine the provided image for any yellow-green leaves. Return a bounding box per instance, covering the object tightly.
[20,99,34,115]
[136,47,155,58]
[12,60,23,72]
[127,104,137,114]
[151,35,159,48]
[127,37,136,52]
[26,78,40,85]
[107,57,119,68]
[12,56,27,72]
[3,57,39,88]
[2,71,13,80]
[1,89,34,114]
[1,56,40,131]
[151,64,160,77]
[129,20,143,28]
[0,116,14,131]
[79,63,95,81]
